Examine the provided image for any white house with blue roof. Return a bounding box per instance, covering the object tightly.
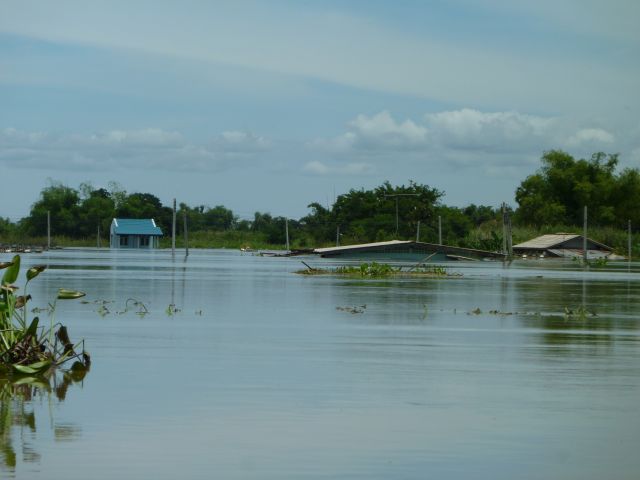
[110,218,163,249]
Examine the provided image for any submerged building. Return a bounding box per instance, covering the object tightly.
[512,233,617,259]
[313,240,505,261]
[110,218,163,249]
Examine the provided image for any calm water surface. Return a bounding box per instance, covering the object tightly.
[1,248,639,479]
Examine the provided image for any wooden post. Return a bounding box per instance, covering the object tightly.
[583,206,588,263]
[395,197,399,237]
[285,218,290,251]
[507,211,513,257]
[438,216,442,245]
[416,221,421,242]
[47,210,51,250]
[184,212,189,256]
[628,219,632,263]
[172,198,176,255]
[502,203,507,255]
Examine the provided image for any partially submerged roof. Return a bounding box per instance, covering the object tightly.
[513,233,611,251]
[112,218,163,236]
[314,240,505,260]
[314,240,410,254]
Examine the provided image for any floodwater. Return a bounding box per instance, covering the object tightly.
[1,248,639,480]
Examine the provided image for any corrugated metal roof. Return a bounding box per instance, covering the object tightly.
[513,233,612,251]
[313,240,505,259]
[314,240,410,254]
[513,233,580,249]
[112,218,163,236]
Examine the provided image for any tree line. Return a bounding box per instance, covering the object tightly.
[1,150,639,249]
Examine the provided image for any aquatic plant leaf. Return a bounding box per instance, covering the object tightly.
[26,265,47,281]
[25,317,39,338]
[0,261,13,270]
[1,255,20,285]
[12,376,51,390]
[12,360,51,375]
[57,289,86,300]
[26,360,52,371]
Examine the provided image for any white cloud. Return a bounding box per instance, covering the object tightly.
[348,111,428,148]
[303,161,373,176]
[213,131,271,153]
[312,109,556,155]
[91,128,184,147]
[425,109,554,151]
[0,127,271,172]
[311,111,428,152]
[565,128,615,147]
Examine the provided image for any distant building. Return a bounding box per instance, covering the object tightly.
[110,218,163,249]
[512,233,616,259]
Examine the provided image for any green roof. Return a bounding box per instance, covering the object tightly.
[112,218,163,236]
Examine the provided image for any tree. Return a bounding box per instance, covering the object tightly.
[0,217,16,239]
[515,150,628,227]
[332,181,443,242]
[77,188,116,237]
[24,182,81,237]
[203,205,235,230]
[299,202,335,244]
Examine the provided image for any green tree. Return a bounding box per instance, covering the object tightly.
[0,217,16,239]
[77,187,116,237]
[332,181,443,242]
[299,202,335,244]
[203,205,235,230]
[251,212,293,244]
[611,168,640,227]
[515,150,626,227]
[24,182,81,237]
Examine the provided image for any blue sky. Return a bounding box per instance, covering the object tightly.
[1,0,639,221]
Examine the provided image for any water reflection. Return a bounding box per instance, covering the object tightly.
[0,369,88,476]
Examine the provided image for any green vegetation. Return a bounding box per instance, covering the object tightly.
[297,262,457,278]
[515,150,640,227]
[335,262,398,277]
[2,150,640,255]
[0,255,89,376]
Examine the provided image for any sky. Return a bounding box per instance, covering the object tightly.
[1,0,639,222]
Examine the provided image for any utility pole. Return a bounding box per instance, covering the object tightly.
[507,213,513,257]
[416,221,420,242]
[502,203,507,255]
[285,218,290,251]
[438,216,442,245]
[502,204,513,258]
[97,224,101,248]
[47,211,51,250]
[336,225,340,246]
[628,219,632,263]
[583,206,588,263]
[384,193,419,238]
[172,198,176,256]
[184,212,189,257]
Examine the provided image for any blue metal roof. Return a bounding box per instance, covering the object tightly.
[112,218,163,236]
